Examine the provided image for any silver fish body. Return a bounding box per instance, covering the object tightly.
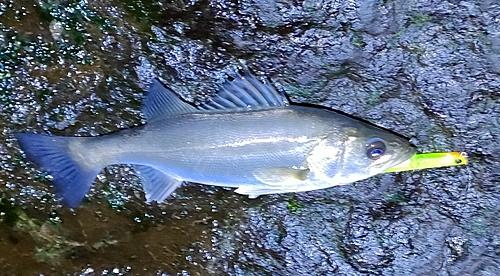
[16,74,416,207]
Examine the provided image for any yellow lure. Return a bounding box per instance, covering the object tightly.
[384,152,468,173]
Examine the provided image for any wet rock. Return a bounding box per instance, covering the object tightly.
[1,0,500,275]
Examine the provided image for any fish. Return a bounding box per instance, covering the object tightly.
[15,73,417,207]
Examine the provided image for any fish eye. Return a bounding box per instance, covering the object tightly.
[366,138,386,160]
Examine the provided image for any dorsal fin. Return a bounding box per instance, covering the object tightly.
[199,73,289,110]
[142,79,197,121]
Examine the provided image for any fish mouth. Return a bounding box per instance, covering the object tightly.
[391,145,418,168]
[370,145,417,174]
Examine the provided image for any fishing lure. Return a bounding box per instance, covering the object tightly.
[384,152,468,173]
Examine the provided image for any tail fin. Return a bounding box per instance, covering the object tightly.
[15,133,100,208]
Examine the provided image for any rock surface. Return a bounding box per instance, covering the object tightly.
[0,0,499,275]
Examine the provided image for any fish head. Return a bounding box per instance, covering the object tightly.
[337,125,417,181]
[307,125,416,185]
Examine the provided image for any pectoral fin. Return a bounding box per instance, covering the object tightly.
[253,167,310,185]
[235,167,311,198]
[134,165,183,203]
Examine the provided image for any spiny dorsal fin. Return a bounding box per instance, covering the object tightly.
[199,73,289,110]
[142,79,197,121]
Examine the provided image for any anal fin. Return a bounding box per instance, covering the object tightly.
[134,165,182,203]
